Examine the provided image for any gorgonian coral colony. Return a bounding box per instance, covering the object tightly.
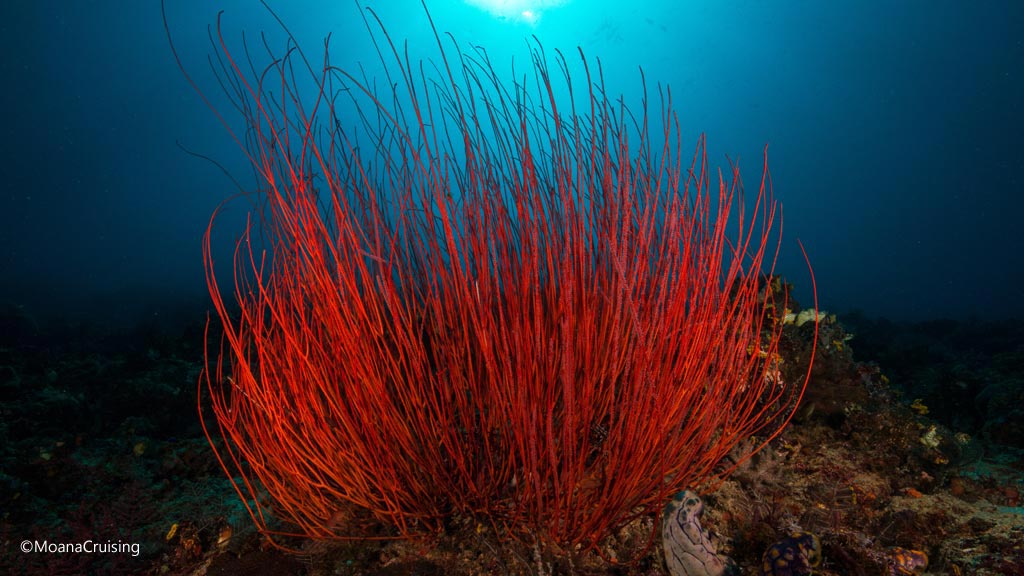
[173,2,813,558]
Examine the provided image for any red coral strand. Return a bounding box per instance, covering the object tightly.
[178,2,814,556]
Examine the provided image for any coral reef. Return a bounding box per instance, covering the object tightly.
[4,308,1021,575]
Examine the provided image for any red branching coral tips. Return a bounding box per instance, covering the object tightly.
[175,0,817,557]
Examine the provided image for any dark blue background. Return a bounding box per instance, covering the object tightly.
[3,0,1021,329]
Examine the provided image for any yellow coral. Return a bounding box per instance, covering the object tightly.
[910,398,929,415]
[920,425,941,449]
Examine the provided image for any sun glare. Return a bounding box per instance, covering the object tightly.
[463,0,569,25]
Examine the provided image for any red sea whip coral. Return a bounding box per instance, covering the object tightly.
[167,1,816,558]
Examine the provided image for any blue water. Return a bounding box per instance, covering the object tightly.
[2,0,1022,327]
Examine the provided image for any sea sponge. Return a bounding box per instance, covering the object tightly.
[662,491,738,576]
[759,532,821,576]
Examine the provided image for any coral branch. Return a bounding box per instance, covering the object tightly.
[182,1,813,556]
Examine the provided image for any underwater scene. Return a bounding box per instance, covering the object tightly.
[2,1,1022,574]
